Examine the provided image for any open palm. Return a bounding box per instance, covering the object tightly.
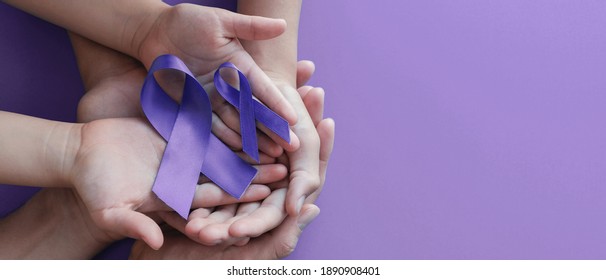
[71,117,168,249]
[139,4,296,124]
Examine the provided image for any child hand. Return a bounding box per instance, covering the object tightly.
[69,117,285,250]
[137,3,298,127]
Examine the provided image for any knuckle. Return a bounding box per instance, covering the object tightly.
[276,237,299,258]
[77,94,96,119]
[299,126,320,142]
[310,176,321,191]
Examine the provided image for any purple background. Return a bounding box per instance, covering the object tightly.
[2,1,606,259]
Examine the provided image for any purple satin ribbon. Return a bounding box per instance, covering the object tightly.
[141,55,289,219]
[214,63,291,162]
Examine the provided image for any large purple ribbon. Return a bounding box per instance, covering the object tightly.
[141,55,259,219]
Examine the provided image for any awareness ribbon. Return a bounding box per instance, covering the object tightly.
[140,54,289,219]
[214,63,290,162]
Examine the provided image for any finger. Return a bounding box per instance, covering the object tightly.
[192,183,271,208]
[297,204,321,231]
[282,87,322,216]
[318,119,336,183]
[211,113,242,150]
[161,208,211,244]
[256,130,284,158]
[257,118,301,153]
[229,188,288,238]
[197,222,233,246]
[211,98,243,135]
[233,151,276,165]
[234,237,251,246]
[183,206,232,246]
[199,202,261,246]
[228,202,262,247]
[222,10,287,41]
[252,164,288,184]
[267,178,289,190]
[296,60,316,88]
[194,204,238,245]
[267,154,291,189]
[235,201,262,217]
[297,86,314,100]
[270,204,320,258]
[302,87,325,126]
[276,152,290,168]
[198,161,284,183]
[306,118,336,203]
[228,52,298,125]
[198,156,278,184]
[286,171,320,216]
[93,209,163,250]
[239,203,320,259]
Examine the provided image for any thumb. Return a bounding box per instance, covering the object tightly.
[271,204,320,258]
[92,208,164,250]
[224,12,286,40]
[297,204,321,231]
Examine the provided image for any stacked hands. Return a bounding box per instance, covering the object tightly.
[0,1,334,259]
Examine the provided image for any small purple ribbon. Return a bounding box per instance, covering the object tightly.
[214,63,290,162]
[140,55,289,219]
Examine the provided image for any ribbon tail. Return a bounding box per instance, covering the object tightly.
[237,70,259,162]
[142,57,212,219]
[202,135,257,198]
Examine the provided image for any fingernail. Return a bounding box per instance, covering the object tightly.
[296,197,305,214]
[297,208,320,230]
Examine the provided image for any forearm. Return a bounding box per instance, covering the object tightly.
[3,0,169,60]
[238,0,302,86]
[0,189,110,259]
[0,111,81,188]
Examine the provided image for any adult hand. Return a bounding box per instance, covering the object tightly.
[161,74,335,250]
[130,83,335,258]
[129,203,319,259]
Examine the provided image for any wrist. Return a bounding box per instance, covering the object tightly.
[44,122,83,188]
[242,39,298,87]
[130,2,171,67]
